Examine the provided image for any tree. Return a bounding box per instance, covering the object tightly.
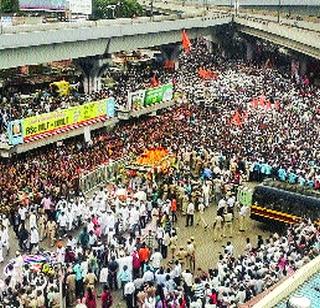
[0,0,19,14]
[93,0,143,19]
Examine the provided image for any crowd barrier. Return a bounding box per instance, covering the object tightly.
[79,159,126,194]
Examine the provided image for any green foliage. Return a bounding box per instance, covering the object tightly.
[0,0,19,13]
[93,0,143,19]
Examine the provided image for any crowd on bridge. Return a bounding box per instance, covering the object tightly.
[0,36,319,307]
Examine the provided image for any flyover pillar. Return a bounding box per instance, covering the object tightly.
[75,56,112,94]
[246,41,254,62]
[161,44,181,70]
[299,56,308,76]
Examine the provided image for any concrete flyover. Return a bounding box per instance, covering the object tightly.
[235,14,320,60]
[0,13,232,70]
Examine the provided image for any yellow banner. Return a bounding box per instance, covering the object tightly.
[22,100,106,138]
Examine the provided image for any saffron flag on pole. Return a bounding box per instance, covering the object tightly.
[182,29,191,53]
[251,98,258,108]
[198,68,218,80]
[150,74,159,87]
[231,111,243,126]
[266,100,271,110]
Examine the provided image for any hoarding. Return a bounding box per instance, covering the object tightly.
[19,0,67,11]
[68,0,92,15]
[7,98,116,145]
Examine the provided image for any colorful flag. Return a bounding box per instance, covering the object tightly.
[266,100,271,110]
[198,68,218,80]
[231,111,243,126]
[182,29,191,53]
[150,74,159,87]
[251,98,258,108]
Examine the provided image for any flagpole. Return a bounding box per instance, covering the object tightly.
[150,0,154,20]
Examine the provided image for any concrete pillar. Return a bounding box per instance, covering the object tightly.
[75,56,111,94]
[161,44,181,69]
[246,41,254,62]
[299,57,308,76]
[161,44,181,60]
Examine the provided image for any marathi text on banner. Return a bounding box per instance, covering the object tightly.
[6,98,116,145]
[127,83,173,111]
[22,100,107,139]
[127,90,146,111]
[7,120,24,145]
[144,83,173,107]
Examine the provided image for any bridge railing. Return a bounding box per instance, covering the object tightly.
[236,12,320,33]
[1,11,231,35]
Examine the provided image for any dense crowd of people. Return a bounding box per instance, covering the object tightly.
[0,36,319,307]
[0,60,172,135]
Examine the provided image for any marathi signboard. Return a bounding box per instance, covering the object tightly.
[127,90,146,111]
[127,83,173,110]
[19,0,67,11]
[68,0,92,15]
[144,83,173,107]
[7,99,115,145]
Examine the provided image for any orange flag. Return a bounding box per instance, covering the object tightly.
[259,95,266,107]
[150,74,159,87]
[251,98,258,108]
[231,111,243,126]
[198,68,218,79]
[182,30,191,53]
[266,100,271,110]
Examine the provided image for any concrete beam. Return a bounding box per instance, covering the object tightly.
[238,25,320,60]
[0,15,231,69]
[235,17,320,59]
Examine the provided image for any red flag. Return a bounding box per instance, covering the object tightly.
[259,95,266,107]
[150,74,159,87]
[198,68,218,80]
[274,100,280,111]
[231,111,243,126]
[182,30,191,53]
[251,98,258,108]
[266,100,271,110]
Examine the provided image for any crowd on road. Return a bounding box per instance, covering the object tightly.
[0,36,320,306]
[2,161,320,307]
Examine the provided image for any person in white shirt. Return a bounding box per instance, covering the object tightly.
[186,202,195,227]
[225,241,234,256]
[0,224,9,257]
[124,281,135,308]
[18,205,28,223]
[57,212,67,236]
[29,210,37,230]
[30,227,39,253]
[0,237,3,263]
[142,267,154,283]
[150,249,163,270]
[202,181,211,207]
[181,268,193,291]
[238,204,248,232]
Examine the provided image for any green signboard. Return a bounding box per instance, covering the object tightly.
[144,83,173,107]
[237,188,253,207]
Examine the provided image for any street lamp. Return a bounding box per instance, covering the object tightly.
[234,0,239,16]
[150,0,154,20]
[277,0,281,23]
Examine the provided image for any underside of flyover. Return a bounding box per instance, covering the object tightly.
[237,25,320,60]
